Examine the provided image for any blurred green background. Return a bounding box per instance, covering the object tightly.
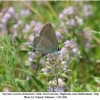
[0,1,100,92]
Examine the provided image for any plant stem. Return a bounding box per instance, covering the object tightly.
[55,65,58,86]
[45,1,57,18]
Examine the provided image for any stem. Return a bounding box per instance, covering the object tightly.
[45,1,57,18]
[55,65,58,86]
[55,74,58,86]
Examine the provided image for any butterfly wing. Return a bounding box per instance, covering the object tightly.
[39,23,58,50]
[32,36,55,55]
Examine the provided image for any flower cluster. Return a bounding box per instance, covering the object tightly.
[58,4,93,49]
[39,38,79,92]
[83,4,93,17]
[59,6,84,27]
[0,7,18,34]
[0,7,43,40]
[47,78,66,92]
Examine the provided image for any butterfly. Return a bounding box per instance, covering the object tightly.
[31,22,60,57]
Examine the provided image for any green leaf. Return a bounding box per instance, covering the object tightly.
[23,80,30,92]
[92,76,100,84]
[59,43,64,49]
[31,75,44,88]
[0,74,4,84]
[91,30,100,38]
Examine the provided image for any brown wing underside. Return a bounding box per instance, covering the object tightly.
[39,23,58,50]
[32,36,55,54]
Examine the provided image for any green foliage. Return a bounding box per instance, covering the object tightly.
[0,33,19,91]
[0,34,15,67]
[0,33,46,92]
